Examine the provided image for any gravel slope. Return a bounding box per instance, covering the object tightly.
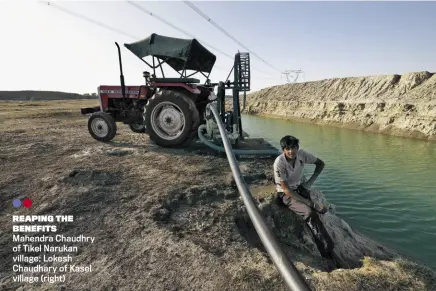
[235,71,436,140]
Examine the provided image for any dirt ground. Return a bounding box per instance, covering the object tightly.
[1,100,435,291]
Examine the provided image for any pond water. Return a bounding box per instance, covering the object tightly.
[241,114,436,270]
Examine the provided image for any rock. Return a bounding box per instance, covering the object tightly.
[224,190,238,199]
[105,149,132,156]
[149,205,171,222]
[69,170,78,177]
[225,172,236,187]
[239,164,249,173]
[256,189,398,269]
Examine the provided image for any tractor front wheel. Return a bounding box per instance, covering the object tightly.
[88,112,117,142]
[144,90,199,148]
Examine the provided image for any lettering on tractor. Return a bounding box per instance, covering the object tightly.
[81,33,250,148]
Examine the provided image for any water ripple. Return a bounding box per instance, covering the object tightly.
[242,114,436,269]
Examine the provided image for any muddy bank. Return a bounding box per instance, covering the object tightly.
[230,71,436,140]
[1,100,435,290]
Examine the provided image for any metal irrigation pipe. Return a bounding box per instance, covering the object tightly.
[207,103,311,291]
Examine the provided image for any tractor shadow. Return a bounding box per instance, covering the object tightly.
[107,137,279,160]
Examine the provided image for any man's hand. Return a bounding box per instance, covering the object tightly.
[281,181,313,207]
[314,204,328,214]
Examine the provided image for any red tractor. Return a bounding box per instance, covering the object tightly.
[81,33,250,148]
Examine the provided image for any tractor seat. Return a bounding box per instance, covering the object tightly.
[151,78,200,84]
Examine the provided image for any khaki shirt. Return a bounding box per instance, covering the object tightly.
[273,149,318,192]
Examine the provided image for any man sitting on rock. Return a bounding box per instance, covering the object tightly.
[273,135,336,265]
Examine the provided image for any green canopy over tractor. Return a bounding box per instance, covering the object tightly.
[124,33,217,73]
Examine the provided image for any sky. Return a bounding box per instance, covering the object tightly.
[1,1,435,94]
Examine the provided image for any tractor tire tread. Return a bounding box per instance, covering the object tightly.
[181,95,200,147]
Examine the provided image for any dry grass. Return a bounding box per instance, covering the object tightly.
[310,257,436,291]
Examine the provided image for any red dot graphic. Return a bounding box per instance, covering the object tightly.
[23,198,33,208]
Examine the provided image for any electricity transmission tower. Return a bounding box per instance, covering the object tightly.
[282,69,304,83]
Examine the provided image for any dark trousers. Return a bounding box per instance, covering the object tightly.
[277,187,335,259]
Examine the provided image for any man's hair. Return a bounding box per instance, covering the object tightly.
[280,135,300,150]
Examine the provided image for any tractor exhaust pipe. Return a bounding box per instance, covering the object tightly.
[115,42,126,106]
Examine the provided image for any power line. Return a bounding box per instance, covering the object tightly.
[40,1,139,40]
[40,1,280,81]
[184,1,282,74]
[126,1,276,78]
[40,1,230,72]
[126,1,233,60]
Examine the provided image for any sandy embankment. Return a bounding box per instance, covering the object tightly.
[232,71,436,140]
[0,100,435,290]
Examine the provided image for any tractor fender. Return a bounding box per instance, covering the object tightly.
[153,83,201,94]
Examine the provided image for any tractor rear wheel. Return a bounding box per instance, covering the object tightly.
[88,112,117,142]
[144,89,199,148]
[129,123,147,133]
